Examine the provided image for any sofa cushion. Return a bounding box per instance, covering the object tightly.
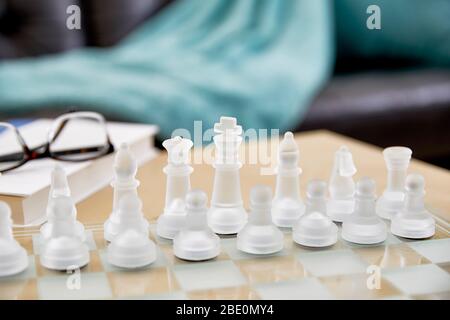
[297,69,450,161]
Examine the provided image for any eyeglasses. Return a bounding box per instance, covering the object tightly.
[0,111,115,173]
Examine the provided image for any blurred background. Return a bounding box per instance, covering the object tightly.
[0,0,449,168]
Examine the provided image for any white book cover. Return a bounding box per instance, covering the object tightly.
[0,119,159,225]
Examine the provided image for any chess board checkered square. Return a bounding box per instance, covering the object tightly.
[297,249,369,277]
[37,272,112,300]
[0,256,38,300]
[318,273,401,300]
[172,260,247,292]
[125,291,188,300]
[407,238,450,264]
[106,267,180,299]
[187,286,260,300]
[382,264,450,296]
[235,255,306,285]
[352,243,432,270]
[254,278,335,300]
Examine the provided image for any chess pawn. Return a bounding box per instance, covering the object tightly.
[272,132,305,228]
[173,190,220,261]
[238,185,284,255]
[293,180,338,247]
[41,165,85,241]
[107,229,157,269]
[157,136,193,239]
[40,196,90,271]
[104,143,140,241]
[327,146,357,222]
[208,117,247,234]
[342,178,387,244]
[376,146,412,220]
[0,202,29,277]
[106,193,149,241]
[391,174,435,239]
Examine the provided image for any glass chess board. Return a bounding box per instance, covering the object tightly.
[2,215,449,300]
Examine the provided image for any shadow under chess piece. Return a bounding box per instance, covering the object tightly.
[293,180,338,247]
[41,164,85,241]
[0,202,28,277]
[327,146,357,222]
[342,177,387,244]
[272,132,305,228]
[391,174,435,239]
[40,196,90,271]
[238,185,284,255]
[174,190,220,261]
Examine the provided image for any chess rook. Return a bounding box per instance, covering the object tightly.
[342,177,387,244]
[208,117,247,235]
[238,185,284,255]
[327,146,357,222]
[0,202,28,277]
[391,174,435,239]
[173,190,220,261]
[376,146,412,220]
[104,143,141,241]
[272,132,305,228]
[156,136,193,239]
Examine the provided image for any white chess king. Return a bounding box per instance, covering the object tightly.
[157,136,194,239]
[208,117,247,234]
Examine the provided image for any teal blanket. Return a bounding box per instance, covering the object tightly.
[0,0,449,138]
[0,0,333,137]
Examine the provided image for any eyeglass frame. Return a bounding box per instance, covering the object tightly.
[0,111,115,173]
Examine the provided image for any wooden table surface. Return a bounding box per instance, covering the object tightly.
[77,130,450,226]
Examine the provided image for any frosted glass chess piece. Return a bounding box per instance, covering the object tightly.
[208,117,247,234]
[156,136,194,239]
[107,229,157,269]
[293,180,338,247]
[376,147,412,220]
[391,174,435,239]
[40,195,90,270]
[104,143,144,241]
[173,190,220,261]
[106,193,149,241]
[272,132,305,227]
[327,146,357,222]
[41,164,85,241]
[238,185,284,255]
[342,178,387,244]
[0,202,28,277]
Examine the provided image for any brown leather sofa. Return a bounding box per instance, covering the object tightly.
[1,0,449,168]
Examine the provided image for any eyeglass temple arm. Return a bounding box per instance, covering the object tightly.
[0,144,114,163]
